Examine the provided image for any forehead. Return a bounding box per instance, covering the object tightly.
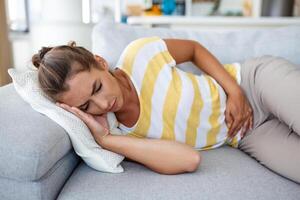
[58,67,100,106]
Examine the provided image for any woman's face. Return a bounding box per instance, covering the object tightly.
[57,58,124,116]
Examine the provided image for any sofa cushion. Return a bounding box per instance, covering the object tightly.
[92,22,300,74]
[0,150,79,200]
[57,146,300,200]
[0,84,72,181]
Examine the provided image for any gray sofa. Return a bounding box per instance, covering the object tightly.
[1,22,300,200]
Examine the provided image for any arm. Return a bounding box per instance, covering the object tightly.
[97,134,201,175]
[163,38,241,96]
[57,96,201,175]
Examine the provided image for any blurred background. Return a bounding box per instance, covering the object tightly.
[1,0,300,86]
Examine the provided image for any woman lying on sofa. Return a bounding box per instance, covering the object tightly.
[32,37,300,183]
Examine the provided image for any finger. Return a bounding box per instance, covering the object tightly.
[71,106,88,120]
[228,114,242,137]
[240,127,245,138]
[225,110,233,129]
[57,103,74,113]
[72,110,108,136]
[245,110,253,130]
[67,107,83,119]
[227,116,235,137]
[240,121,246,138]
[245,116,251,131]
[56,102,63,108]
[57,102,71,110]
[57,102,67,107]
[247,116,252,131]
[248,108,253,116]
[240,112,250,135]
[231,121,243,138]
[239,112,250,136]
[244,115,251,131]
[57,103,85,120]
[71,107,98,127]
[250,115,254,130]
[241,118,250,138]
[233,115,247,138]
[247,107,253,129]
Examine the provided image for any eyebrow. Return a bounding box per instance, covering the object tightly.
[78,80,97,109]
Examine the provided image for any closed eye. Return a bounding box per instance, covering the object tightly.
[96,83,102,93]
[81,83,102,111]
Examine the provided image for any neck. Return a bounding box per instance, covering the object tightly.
[111,69,136,118]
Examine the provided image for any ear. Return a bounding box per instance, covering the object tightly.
[94,55,109,70]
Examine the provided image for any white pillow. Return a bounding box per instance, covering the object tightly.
[8,68,127,173]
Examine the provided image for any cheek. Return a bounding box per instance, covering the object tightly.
[88,101,104,115]
[105,74,121,96]
[114,81,121,92]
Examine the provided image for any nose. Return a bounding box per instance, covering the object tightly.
[91,96,110,112]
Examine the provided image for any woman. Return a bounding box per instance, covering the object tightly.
[32,37,300,183]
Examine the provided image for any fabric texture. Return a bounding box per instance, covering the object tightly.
[0,150,79,200]
[7,68,127,173]
[92,23,300,72]
[1,22,300,200]
[57,146,300,200]
[238,55,300,183]
[0,84,72,181]
[117,36,242,149]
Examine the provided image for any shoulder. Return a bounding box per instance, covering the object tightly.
[116,36,176,71]
[117,36,168,64]
[125,36,167,52]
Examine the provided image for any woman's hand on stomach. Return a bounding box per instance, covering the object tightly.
[225,89,253,139]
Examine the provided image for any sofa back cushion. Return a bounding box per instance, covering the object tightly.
[92,22,300,74]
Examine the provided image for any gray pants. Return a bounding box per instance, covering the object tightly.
[238,55,300,184]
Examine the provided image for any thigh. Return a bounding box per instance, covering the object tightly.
[240,55,300,134]
[238,118,300,184]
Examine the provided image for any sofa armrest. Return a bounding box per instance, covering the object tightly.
[0,84,75,181]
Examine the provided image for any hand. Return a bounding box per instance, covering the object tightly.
[225,89,253,139]
[56,103,110,143]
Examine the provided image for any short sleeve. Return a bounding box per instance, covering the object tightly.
[116,36,176,75]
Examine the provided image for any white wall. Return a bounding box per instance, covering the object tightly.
[29,0,82,23]
[12,0,94,70]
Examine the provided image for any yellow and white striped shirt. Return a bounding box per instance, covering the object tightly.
[116,37,242,150]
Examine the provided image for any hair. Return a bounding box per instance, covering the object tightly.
[32,41,101,100]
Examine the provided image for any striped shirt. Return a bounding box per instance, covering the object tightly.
[116,37,242,150]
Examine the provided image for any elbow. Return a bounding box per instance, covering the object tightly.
[186,151,201,173]
[154,151,201,175]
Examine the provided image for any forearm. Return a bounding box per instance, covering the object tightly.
[96,134,201,175]
[192,42,241,95]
